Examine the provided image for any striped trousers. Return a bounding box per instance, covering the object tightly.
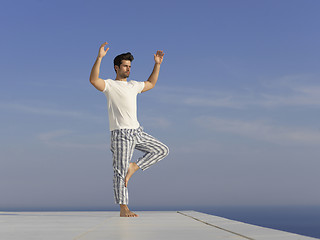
[110,126,169,205]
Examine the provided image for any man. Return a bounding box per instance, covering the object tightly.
[89,42,169,217]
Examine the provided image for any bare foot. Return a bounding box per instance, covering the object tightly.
[120,204,139,217]
[125,162,140,187]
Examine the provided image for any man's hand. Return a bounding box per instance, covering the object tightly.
[98,42,109,58]
[154,50,164,64]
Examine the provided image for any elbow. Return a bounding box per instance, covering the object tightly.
[148,80,156,89]
[89,77,96,84]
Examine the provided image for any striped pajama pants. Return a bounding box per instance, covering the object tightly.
[110,126,169,205]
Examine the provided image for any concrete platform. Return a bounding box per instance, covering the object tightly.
[0,210,318,239]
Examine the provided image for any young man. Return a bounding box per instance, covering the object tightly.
[89,42,169,217]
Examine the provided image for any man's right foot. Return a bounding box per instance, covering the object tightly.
[120,204,138,217]
[125,162,140,187]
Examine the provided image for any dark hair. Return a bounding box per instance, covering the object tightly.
[113,52,134,73]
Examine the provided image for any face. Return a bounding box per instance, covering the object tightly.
[116,60,131,78]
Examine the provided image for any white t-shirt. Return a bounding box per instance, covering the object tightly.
[103,79,145,131]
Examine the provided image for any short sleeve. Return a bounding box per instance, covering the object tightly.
[136,81,145,93]
[102,79,109,93]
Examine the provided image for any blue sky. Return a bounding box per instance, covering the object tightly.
[1,0,320,210]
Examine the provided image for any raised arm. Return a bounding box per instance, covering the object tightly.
[89,42,109,92]
[142,50,164,93]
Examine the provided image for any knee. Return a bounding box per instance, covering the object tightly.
[161,144,169,158]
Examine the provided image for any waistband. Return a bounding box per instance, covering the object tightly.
[110,126,143,135]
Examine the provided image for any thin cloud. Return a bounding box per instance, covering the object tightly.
[37,129,107,150]
[0,102,102,121]
[182,96,244,109]
[157,76,320,109]
[261,85,320,107]
[140,116,171,129]
[156,88,246,109]
[38,130,73,141]
[173,139,223,155]
[194,116,320,146]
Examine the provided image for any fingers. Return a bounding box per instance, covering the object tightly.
[99,42,109,56]
[100,42,109,51]
[156,50,164,57]
[101,41,108,47]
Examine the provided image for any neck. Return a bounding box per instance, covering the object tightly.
[115,78,127,81]
[115,76,127,81]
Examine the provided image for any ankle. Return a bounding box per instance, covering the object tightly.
[120,204,129,210]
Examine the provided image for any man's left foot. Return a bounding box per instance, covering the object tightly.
[125,162,139,187]
[120,204,138,217]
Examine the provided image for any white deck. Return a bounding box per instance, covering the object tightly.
[0,210,318,240]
